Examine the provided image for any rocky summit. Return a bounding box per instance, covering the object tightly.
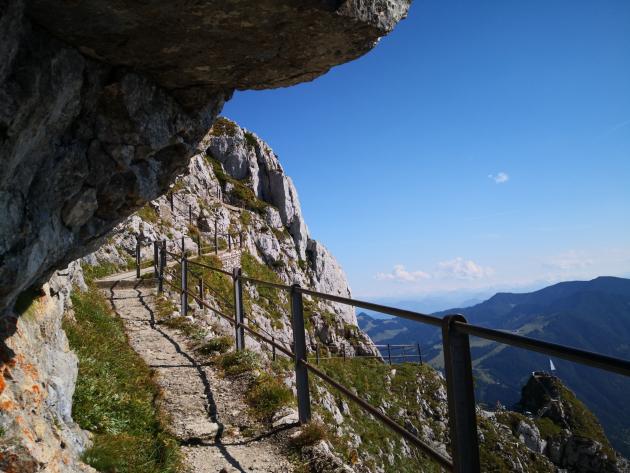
[0,0,411,316]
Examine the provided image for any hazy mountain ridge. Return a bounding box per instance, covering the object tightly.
[358,277,630,457]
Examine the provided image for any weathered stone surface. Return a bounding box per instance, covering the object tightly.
[0,262,93,473]
[0,0,410,315]
[26,0,411,108]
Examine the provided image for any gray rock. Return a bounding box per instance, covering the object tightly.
[0,0,410,315]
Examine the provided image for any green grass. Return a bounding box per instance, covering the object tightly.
[289,422,328,449]
[241,252,287,329]
[65,286,180,473]
[136,205,159,224]
[218,350,261,376]
[244,131,257,150]
[83,261,121,284]
[211,117,238,137]
[196,336,234,355]
[246,374,294,421]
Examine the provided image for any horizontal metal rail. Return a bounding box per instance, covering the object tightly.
[240,274,292,292]
[187,258,233,276]
[296,287,442,328]
[302,360,453,469]
[454,321,630,377]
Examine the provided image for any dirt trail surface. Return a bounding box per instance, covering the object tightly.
[101,281,296,473]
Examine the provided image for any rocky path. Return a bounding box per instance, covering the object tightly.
[101,280,296,473]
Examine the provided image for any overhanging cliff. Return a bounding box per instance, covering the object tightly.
[0,0,411,315]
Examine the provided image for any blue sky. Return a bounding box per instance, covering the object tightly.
[223,0,630,300]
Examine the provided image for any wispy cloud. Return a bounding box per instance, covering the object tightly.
[436,257,494,280]
[488,172,509,184]
[375,264,431,283]
[543,250,594,271]
[376,258,493,283]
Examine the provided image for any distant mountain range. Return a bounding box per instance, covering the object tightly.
[358,276,630,457]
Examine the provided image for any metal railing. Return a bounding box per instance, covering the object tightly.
[137,244,630,473]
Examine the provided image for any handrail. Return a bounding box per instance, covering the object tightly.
[145,242,630,473]
[302,359,453,469]
[454,322,630,377]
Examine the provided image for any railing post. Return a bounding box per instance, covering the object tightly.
[181,254,188,317]
[417,343,423,366]
[135,241,141,279]
[169,192,173,211]
[316,343,320,365]
[442,314,480,473]
[290,284,311,424]
[233,268,245,350]
[153,241,159,278]
[189,204,192,226]
[387,344,392,365]
[199,277,204,303]
[197,234,201,256]
[239,232,243,249]
[158,241,165,294]
[214,220,218,254]
[228,234,232,251]
[272,337,276,361]
[181,236,185,255]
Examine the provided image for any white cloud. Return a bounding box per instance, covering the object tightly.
[544,250,594,271]
[376,259,493,283]
[375,264,431,283]
[435,257,494,280]
[488,172,509,184]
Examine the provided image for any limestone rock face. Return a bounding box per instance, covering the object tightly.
[0,262,92,473]
[0,0,410,315]
[26,0,411,108]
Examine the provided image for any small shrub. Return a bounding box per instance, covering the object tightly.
[289,421,328,449]
[246,374,294,421]
[210,117,238,137]
[244,131,257,150]
[219,350,260,376]
[196,336,234,355]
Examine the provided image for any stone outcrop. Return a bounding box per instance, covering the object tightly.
[512,372,629,473]
[0,0,410,316]
[0,262,92,472]
[88,117,377,359]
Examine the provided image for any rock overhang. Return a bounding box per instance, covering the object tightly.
[26,0,411,109]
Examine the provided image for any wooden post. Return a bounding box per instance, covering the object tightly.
[442,314,480,473]
[291,284,311,424]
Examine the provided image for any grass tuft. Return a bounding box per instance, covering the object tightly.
[196,336,234,355]
[246,374,294,421]
[289,421,328,449]
[219,350,260,376]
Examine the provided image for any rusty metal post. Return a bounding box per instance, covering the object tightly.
[442,314,480,473]
[181,254,188,317]
[233,267,245,350]
[291,284,311,424]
